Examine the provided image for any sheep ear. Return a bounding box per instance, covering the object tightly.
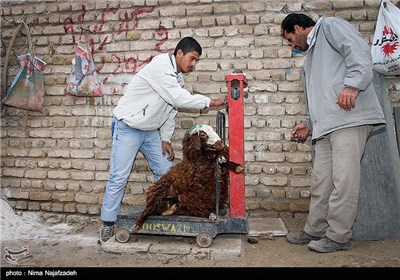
[192,134,201,150]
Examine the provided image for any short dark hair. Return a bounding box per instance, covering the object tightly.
[281,13,316,37]
[174,37,202,56]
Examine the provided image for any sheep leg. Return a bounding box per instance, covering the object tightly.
[132,181,174,231]
[219,160,244,173]
[161,203,177,216]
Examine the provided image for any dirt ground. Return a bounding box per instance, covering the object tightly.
[1,199,399,271]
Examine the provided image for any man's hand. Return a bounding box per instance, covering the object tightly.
[209,95,228,108]
[337,87,359,111]
[162,141,175,161]
[291,123,310,142]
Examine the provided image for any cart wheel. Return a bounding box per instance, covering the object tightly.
[196,232,213,248]
[115,228,130,243]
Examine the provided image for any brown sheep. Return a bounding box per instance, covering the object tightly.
[132,124,244,231]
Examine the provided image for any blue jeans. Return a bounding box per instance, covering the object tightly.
[100,118,173,222]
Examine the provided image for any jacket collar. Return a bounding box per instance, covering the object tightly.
[307,17,324,50]
[168,53,178,73]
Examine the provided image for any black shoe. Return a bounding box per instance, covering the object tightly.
[286,230,321,245]
[308,237,352,253]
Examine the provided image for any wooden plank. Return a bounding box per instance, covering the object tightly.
[353,73,400,240]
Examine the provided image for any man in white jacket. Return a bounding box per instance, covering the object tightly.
[281,14,386,253]
[99,37,227,242]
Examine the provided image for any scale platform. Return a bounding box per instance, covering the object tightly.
[115,208,248,248]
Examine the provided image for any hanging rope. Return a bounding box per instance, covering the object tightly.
[2,21,35,129]
[2,22,23,102]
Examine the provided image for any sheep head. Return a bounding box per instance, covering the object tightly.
[182,124,227,161]
[189,124,222,148]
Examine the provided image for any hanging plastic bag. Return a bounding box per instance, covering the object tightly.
[2,22,47,112]
[371,0,400,75]
[66,32,102,97]
[3,55,46,112]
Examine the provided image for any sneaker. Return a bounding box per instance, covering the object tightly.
[308,237,352,253]
[286,230,321,245]
[99,224,114,242]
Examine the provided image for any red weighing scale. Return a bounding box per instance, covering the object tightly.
[114,71,248,247]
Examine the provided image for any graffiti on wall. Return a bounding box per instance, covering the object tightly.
[63,5,171,93]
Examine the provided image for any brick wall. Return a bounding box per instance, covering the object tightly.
[1,0,400,223]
